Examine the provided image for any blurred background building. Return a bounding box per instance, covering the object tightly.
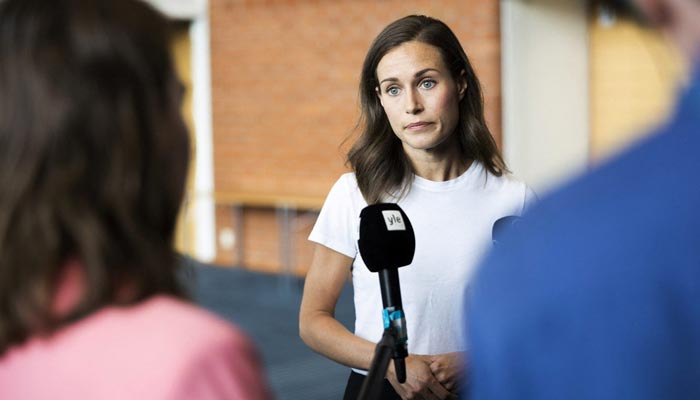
[150,0,686,275]
[145,0,687,397]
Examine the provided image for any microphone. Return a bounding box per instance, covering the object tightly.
[358,203,415,384]
[492,215,520,245]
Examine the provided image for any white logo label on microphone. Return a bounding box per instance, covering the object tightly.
[382,210,406,231]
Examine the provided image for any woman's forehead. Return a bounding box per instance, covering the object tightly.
[376,41,447,82]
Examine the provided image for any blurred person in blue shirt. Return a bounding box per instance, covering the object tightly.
[467,0,700,399]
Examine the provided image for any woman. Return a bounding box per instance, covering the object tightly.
[299,15,535,400]
[0,1,269,399]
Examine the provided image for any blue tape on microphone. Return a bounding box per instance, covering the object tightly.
[382,308,408,344]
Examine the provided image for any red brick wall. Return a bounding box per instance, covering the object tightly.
[209,0,501,274]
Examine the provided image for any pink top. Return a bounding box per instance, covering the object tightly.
[0,296,271,399]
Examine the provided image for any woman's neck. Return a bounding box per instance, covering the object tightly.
[405,144,471,182]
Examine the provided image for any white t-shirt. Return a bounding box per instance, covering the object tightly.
[309,162,535,373]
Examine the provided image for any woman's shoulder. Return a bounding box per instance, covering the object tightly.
[335,172,359,188]
[479,164,529,191]
[135,297,263,372]
[123,296,251,346]
[325,172,363,202]
[478,166,537,209]
[0,296,267,399]
[7,296,252,359]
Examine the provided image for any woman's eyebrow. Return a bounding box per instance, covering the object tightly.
[379,68,441,85]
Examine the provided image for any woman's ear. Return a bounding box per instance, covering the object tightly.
[375,86,385,107]
[458,70,467,100]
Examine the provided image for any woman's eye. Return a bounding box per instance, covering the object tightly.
[420,80,436,89]
[387,87,400,96]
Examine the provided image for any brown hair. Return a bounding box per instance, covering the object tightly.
[347,15,507,204]
[0,0,189,354]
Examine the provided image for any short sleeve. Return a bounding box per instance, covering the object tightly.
[308,174,362,259]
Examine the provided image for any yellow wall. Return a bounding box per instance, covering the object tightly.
[589,16,686,162]
[170,23,196,255]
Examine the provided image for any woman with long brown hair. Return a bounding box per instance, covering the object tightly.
[0,1,269,398]
[300,15,535,400]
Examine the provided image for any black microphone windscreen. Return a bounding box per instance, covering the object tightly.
[358,203,415,272]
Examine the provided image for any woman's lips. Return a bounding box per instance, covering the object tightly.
[405,121,432,130]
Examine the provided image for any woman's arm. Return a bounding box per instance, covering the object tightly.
[299,244,377,370]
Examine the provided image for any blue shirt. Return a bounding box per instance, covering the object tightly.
[467,64,700,400]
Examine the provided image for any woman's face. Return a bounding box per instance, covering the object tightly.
[376,41,466,159]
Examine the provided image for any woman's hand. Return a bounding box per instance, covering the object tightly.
[426,352,465,396]
[386,355,454,400]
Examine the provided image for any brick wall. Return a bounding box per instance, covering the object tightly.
[209,0,501,274]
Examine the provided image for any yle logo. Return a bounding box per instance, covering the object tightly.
[382,210,406,231]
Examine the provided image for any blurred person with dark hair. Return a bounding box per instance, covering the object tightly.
[467,0,700,399]
[0,0,270,398]
[299,15,535,400]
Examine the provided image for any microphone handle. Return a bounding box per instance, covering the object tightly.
[379,268,408,383]
[394,357,406,384]
[378,268,403,309]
